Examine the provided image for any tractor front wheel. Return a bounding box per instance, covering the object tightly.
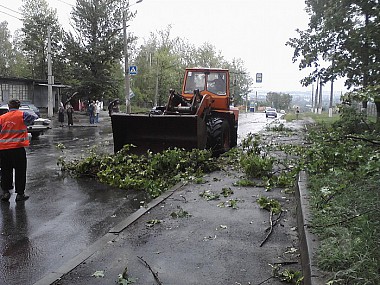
[207,118,231,155]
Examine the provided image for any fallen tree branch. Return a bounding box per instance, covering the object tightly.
[311,208,379,228]
[265,210,283,232]
[256,276,274,285]
[137,256,162,285]
[260,210,282,247]
[169,194,187,203]
[345,135,380,146]
[272,261,299,265]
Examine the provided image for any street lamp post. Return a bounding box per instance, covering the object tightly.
[123,0,142,114]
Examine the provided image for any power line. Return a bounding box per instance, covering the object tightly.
[0,4,22,15]
[56,0,74,7]
[0,10,21,21]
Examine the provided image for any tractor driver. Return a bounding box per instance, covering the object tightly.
[208,73,226,95]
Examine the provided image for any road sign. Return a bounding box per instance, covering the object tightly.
[129,65,137,75]
[256,73,262,83]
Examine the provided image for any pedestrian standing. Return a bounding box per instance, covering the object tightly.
[0,99,38,202]
[95,100,100,123]
[66,102,74,126]
[108,99,120,116]
[58,102,65,127]
[296,107,300,120]
[88,101,95,124]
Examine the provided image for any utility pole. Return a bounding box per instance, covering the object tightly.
[329,59,335,117]
[311,83,314,112]
[314,78,319,113]
[329,79,334,117]
[123,11,131,114]
[47,26,54,118]
[318,79,323,114]
[154,57,159,107]
[123,0,143,114]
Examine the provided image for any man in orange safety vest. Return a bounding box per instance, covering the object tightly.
[0,99,38,202]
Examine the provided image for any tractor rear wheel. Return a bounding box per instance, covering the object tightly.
[207,118,230,155]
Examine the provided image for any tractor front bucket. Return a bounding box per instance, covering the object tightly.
[111,113,208,154]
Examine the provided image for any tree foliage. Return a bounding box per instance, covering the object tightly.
[288,0,380,89]
[343,85,380,128]
[11,30,31,78]
[20,0,62,80]
[287,0,380,118]
[61,0,129,101]
[266,92,292,111]
[0,22,16,77]
[229,58,253,106]
[4,1,252,106]
[132,26,252,108]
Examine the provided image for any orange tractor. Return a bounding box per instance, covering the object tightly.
[111,67,239,154]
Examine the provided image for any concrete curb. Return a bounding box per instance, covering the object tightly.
[33,182,186,285]
[296,171,328,285]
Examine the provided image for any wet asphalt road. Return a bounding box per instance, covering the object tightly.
[0,111,275,285]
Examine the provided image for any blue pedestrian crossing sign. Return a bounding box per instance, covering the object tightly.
[129,65,137,75]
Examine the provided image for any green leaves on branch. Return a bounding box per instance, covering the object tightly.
[303,121,380,284]
[257,196,282,214]
[270,264,304,285]
[240,153,274,179]
[58,145,218,198]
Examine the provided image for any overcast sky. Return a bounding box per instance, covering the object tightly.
[0,0,348,93]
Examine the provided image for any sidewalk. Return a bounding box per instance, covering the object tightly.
[48,110,111,128]
[33,120,320,285]
[40,169,301,285]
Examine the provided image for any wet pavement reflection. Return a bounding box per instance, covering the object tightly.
[1,202,33,284]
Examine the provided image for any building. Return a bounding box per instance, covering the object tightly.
[0,76,69,112]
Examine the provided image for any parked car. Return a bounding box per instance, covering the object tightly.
[20,106,38,117]
[265,108,278,118]
[264,106,272,113]
[21,102,40,117]
[0,105,51,138]
[0,105,8,116]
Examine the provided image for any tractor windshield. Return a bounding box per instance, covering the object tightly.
[184,72,205,93]
[206,72,227,95]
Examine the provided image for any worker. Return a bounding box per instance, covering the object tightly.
[0,99,38,202]
[108,99,120,116]
[208,75,226,94]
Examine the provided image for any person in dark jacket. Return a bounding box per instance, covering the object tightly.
[66,102,74,126]
[58,102,65,127]
[0,99,37,202]
[108,99,120,116]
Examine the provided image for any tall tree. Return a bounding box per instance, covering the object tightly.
[228,58,252,106]
[287,0,380,115]
[63,0,133,100]
[132,27,253,108]
[21,0,62,80]
[266,92,292,111]
[0,21,15,77]
[11,30,30,78]
[0,23,29,78]
[194,42,226,68]
[133,26,184,107]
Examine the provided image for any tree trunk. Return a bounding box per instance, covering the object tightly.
[375,100,380,131]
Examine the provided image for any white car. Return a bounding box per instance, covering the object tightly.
[0,105,51,138]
